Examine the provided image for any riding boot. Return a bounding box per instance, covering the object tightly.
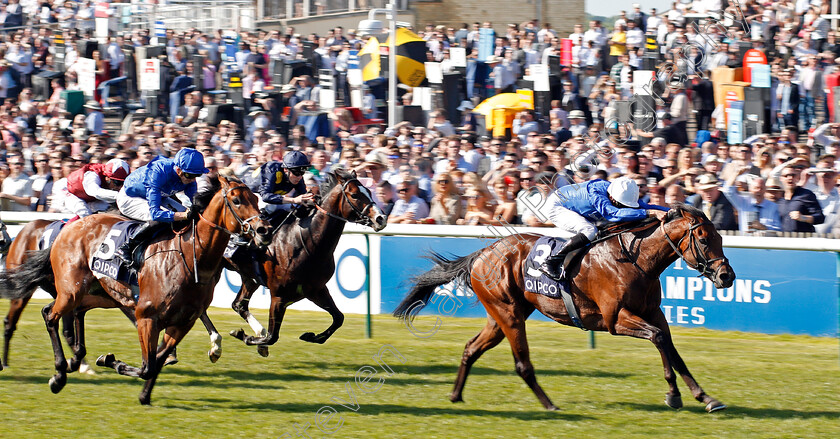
[540,233,591,281]
[115,221,162,269]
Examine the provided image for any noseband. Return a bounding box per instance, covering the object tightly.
[660,219,728,280]
[313,179,378,229]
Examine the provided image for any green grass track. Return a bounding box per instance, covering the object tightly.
[1,300,838,438]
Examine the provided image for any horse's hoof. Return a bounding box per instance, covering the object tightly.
[665,394,683,409]
[705,399,727,413]
[139,394,151,405]
[230,328,246,341]
[208,349,221,363]
[545,405,560,411]
[257,345,269,357]
[299,332,317,343]
[163,354,179,367]
[449,394,463,403]
[96,353,115,368]
[78,361,96,375]
[48,375,66,394]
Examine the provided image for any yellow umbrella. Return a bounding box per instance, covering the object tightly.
[381,28,427,87]
[358,37,381,82]
[473,93,533,116]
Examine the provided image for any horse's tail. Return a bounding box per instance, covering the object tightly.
[0,249,53,300]
[393,251,479,318]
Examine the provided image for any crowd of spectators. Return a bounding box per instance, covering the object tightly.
[1,1,840,236]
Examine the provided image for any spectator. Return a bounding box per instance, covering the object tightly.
[388,178,429,224]
[458,173,496,225]
[691,174,737,231]
[0,156,32,211]
[376,181,395,216]
[777,165,825,233]
[722,167,782,233]
[428,172,463,225]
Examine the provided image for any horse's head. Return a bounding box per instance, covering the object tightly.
[661,205,735,288]
[215,175,273,247]
[322,169,387,232]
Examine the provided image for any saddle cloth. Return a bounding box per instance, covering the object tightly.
[523,236,570,298]
[89,221,144,286]
[38,220,67,250]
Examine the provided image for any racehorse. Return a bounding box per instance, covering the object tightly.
[394,205,735,412]
[1,219,225,369]
[0,175,271,404]
[228,168,387,353]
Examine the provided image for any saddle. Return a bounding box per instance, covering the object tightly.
[90,221,163,288]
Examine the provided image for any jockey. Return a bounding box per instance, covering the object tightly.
[64,159,131,218]
[114,148,209,267]
[257,150,315,225]
[540,177,669,281]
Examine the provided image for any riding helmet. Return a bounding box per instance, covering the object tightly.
[104,159,130,181]
[174,148,210,175]
[607,177,640,208]
[282,150,311,169]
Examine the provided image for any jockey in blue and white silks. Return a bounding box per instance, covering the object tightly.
[540,177,669,281]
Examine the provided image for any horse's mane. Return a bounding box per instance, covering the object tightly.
[596,203,707,237]
[190,175,244,216]
[318,168,355,197]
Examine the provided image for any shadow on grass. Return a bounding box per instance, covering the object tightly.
[298,361,635,379]
[163,368,451,386]
[161,399,592,421]
[607,402,840,419]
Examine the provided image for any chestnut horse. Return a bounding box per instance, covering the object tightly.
[394,205,735,412]
[0,176,271,404]
[228,169,387,353]
[1,220,224,368]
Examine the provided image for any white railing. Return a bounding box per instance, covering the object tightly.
[5,211,840,252]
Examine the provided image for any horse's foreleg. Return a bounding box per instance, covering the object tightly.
[231,279,269,356]
[66,310,87,373]
[231,294,286,347]
[299,287,343,344]
[3,295,32,367]
[97,317,160,380]
[450,316,505,404]
[613,308,683,409]
[199,312,222,363]
[646,311,725,412]
[139,325,189,405]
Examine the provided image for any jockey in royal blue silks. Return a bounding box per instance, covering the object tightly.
[114,148,209,267]
[256,150,315,224]
[540,177,669,281]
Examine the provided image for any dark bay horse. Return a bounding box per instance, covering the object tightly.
[394,205,735,412]
[228,169,387,353]
[0,176,271,404]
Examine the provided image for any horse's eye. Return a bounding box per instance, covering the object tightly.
[232,197,242,206]
[699,238,708,246]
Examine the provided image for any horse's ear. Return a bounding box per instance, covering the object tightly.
[217,174,230,187]
[351,169,357,179]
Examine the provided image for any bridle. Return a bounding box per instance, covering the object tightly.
[199,185,263,239]
[313,178,378,229]
[660,218,728,280]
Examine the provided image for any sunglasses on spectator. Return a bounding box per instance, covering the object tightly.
[781,173,797,178]
[437,179,450,184]
[520,177,533,181]
[397,188,409,193]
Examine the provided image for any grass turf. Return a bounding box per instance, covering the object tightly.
[0,300,838,438]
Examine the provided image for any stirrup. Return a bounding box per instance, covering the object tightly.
[540,261,564,282]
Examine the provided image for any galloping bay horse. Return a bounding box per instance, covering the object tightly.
[394,205,735,412]
[228,169,387,353]
[0,175,271,404]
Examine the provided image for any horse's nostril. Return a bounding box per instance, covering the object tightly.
[256,227,268,235]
